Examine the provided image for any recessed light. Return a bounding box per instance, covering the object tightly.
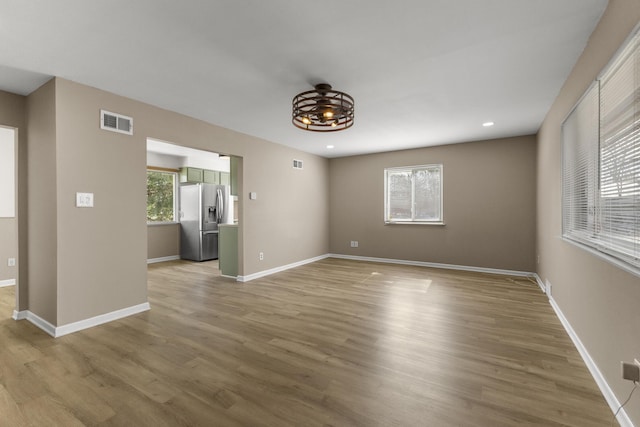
[483,121,495,127]
[326,145,335,149]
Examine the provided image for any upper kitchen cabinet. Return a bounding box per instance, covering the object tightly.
[220,172,230,185]
[179,167,203,183]
[180,165,231,186]
[230,157,238,196]
[203,169,220,184]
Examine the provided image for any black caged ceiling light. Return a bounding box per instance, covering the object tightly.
[292,83,354,132]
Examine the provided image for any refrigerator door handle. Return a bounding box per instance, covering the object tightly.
[216,188,224,223]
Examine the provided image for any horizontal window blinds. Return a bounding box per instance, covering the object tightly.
[562,83,599,241]
[562,27,640,268]
[599,33,640,263]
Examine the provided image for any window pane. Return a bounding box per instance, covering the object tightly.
[562,83,599,240]
[415,167,441,220]
[388,171,412,220]
[385,165,443,223]
[562,26,640,269]
[598,35,640,261]
[147,171,175,222]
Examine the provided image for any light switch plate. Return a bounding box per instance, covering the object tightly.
[249,192,257,200]
[76,192,94,208]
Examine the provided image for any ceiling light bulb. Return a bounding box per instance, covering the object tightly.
[302,116,311,125]
[324,111,334,119]
[483,121,495,127]
[326,145,335,149]
[331,121,337,128]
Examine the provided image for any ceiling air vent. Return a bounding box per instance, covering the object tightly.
[293,159,303,170]
[100,109,133,135]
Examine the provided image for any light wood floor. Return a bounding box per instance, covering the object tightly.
[0,258,614,426]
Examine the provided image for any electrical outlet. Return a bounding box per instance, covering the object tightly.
[350,241,359,248]
[259,252,264,261]
[622,360,640,382]
[7,258,15,267]
[545,280,552,297]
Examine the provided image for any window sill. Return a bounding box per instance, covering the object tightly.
[384,221,445,226]
[147,221,179,226]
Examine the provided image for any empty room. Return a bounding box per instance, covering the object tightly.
[1,1,640,426]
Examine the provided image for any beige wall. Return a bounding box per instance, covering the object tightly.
[54,79,149,325]
[0,90,26,309]
[19,78,329,326]
[26,79,57,324]
[0,219,16,283]
[537,0,640,424]
[329,136,536,272]
[113,79,329,276]
[147,224,180,260]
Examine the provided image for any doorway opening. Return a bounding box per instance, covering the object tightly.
[145,138,239,277]
[0,126,18,318]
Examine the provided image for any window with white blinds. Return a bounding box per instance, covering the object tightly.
[562,27,640,269]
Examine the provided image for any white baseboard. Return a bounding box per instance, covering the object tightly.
[329,254,537,279]
[147,255,180,264]
[548,295,633,427]
[238,253,537,283]
[13,302,151,338]
[237,254,330,282]
[12,309,27,320]
[55,302,151,337]
[11,310,56,336]
[533,274,546,293]
[0,279,15,287]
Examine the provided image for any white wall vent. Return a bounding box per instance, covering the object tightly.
[293,159,303,169]
[100,109,133,135]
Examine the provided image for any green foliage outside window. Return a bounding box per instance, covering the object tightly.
[147,170,176,222]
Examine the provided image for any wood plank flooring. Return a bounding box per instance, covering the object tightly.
[0,258,614,426]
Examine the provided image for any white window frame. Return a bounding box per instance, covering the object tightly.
[146,168,178,224]
[562,25,640,273]
[384,164,444,225]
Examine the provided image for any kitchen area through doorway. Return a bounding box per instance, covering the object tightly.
[146,138,239,278]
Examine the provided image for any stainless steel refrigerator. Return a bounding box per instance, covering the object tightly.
[179,183,230,261]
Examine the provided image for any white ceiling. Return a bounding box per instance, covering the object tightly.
[0,0,607,158]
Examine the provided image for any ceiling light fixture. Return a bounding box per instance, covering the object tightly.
[483,121,495,127]
[292,83,354,132]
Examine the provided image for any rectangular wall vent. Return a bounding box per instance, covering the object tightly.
[293,159,303,169]
[100,109,133,135]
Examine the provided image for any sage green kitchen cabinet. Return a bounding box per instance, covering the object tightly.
[230,157,238,196]
[203,169,220,184]
[220,172,230,185]
[179,167,203,183]
[219,224,238,277]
